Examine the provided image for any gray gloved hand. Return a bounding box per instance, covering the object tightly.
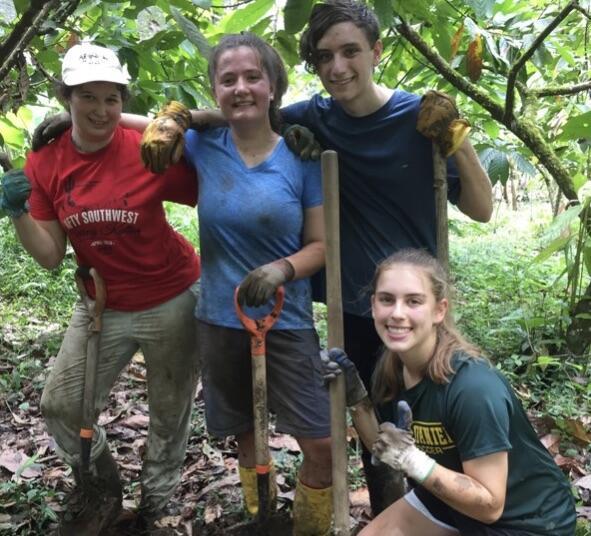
[32,112,72,151]
[237,258,294,307]
[371,400,412,465]
[320,347,368,407]
[371,402,436,483]
[1,169,31,219]
[283,124,322,161]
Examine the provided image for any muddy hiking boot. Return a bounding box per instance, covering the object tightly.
[59,448,123,536]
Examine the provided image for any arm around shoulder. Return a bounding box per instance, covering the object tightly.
[454,139,493,223]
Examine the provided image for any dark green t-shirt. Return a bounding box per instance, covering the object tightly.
[383,353,576,535]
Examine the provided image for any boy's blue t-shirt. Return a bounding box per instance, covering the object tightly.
[282,90,461,316]
[184,127,322,329]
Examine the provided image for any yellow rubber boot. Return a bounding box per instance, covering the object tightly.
[292,480,332,536]
[238,464,277,516]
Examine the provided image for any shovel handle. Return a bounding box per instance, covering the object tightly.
[75,267,106,473]
[234,286,285,356]
[75,267,107,332]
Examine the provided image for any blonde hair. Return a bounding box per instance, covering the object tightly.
[371,249,482,404]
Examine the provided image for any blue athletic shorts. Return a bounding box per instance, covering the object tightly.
[198,320,330,439]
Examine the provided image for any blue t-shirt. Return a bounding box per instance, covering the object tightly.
[184,127,322,329]
[282,90,461,317]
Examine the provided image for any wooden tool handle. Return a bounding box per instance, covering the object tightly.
[322,150,349,535]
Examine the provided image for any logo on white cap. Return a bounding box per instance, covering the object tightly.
[62,42,131,86]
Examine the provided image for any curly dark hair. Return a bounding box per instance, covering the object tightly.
[299,0,380,74]
[208,32,288,133]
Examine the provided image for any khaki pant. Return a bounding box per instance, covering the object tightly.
[40,282,200,510]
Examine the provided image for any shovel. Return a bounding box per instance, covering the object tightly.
[234,286,285,530]
[321,150,350,535]
[74,266,107,488]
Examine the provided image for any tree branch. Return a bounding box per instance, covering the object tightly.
[394,20,505,121]
[393,19,579,202]
[504,1,579,123]
[0,0,60,83]
[528,80,591,97]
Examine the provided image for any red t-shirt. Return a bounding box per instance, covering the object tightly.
[26,126,200,311]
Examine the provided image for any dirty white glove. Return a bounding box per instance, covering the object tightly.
[372,421,436,484]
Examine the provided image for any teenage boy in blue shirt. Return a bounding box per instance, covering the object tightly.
[281,0,492,515]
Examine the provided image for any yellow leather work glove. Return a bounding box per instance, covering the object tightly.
[140,101,192,173]
[416,90,471,157]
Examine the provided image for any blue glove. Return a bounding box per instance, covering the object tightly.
[283,124,322,161]
[1,170,31,218]
[320,347,368,406]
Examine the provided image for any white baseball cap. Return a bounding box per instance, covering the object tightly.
[62,42,130,86]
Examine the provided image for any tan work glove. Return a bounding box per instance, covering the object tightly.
[416,90,471,157]
[141,101,192,173]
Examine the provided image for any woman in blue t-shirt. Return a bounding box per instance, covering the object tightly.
[323,248,576,536]
[141,33,333,535]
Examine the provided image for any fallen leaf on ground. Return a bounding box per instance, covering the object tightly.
[268,434,300,452]
[121,414,149,430]
[0,449,42,478]
[540,433,561,455]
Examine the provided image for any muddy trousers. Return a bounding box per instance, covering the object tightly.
[40,283,200,511]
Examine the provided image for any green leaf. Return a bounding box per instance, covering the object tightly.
[373,0,394,29]
[170,7,211,57]
[464,0,495,19]
[0,118,24,148]
[542,204,583,241]
[137,6,168,41]
[284,0,314,34]
[558,111,591,142]
[583,237,591,276]
[482,120,499,139]
[534,355,560,369]
[432,24,452,61]
[274,30,300,67]
[119,47,140,80]
[532,234,571,265]
[191,0,211,7]
[478,147,510,186]
[223,0,274,34]
[510,152,536,177]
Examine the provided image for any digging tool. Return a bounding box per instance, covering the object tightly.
[416,90,471,271]
[234,287,285,530]
[74,266,107,488]
[433,147,449,270]
[321,150,350,535]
